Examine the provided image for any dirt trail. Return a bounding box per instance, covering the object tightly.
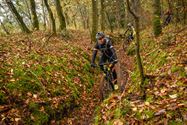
[60,32,133,124]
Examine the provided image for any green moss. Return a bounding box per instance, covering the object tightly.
[94,115,100,125]
[153,16,162,36]
[121,99,131,116]
[31,111,49,125]
[171,65,186,77]
[143,109,154,119]
[127,44,135,56]
[114,108,121,119]
[1,36,97,123]
[168,120,183,125]
[146,95,154,103]
[0,92,6,104]
[29,102,39,111]
[171,65,182,73]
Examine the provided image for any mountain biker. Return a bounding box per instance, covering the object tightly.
[124,23,136,42]
[163,9,172,26]
[91,32,118,90]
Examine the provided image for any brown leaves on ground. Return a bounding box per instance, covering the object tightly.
[0,30,96,124]
[95,25,187,124]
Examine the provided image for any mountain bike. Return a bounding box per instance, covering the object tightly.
[99,63,116,101]
[122,34,134,52]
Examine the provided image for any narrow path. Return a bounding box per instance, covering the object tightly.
[60,32,133,124]
[60,32,102,124]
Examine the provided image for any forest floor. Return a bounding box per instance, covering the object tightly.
[92,25,187,124]
[58,30,133,124]
[0,30,132,125]
[0,25,186,125]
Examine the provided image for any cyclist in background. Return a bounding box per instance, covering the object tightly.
[124,23,136,42]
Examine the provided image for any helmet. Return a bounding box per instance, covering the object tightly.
[96,32,105,40]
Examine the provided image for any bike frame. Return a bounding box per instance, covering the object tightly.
[103,64,114,91]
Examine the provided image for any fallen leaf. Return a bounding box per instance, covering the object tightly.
[145,101,150,106]
[132,107,138,112]
[15,118,21,122]
[33,94,37,99]
[169,94,178,99]
[113,119,123,125]
[155,109,166,116]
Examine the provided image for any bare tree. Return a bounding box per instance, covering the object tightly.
[153,0,162,36]
[5,0,30,33]
[44,0,56,34]
[29,0,39,30]
[100,0,105,31]
[54,0,66,32]
[41,0,46,30]
[91,0,98,42]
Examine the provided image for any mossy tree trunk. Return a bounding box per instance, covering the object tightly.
[44,0,56,34]
[54,0,66,32]
[100,0,105,31]
[29,0,39,30]
[126,0,145,99]
[41,0,46,30]
[153,0,162,36]
[91,0,98,42]
[24,0,32,24]
[5,0,30,33]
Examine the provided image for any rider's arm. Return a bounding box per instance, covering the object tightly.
[124,29,129,36]
[91,43,99,64]
[132,26,136,36]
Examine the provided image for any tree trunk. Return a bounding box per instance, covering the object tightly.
[126,0,145,99]
[29,0,39,30]
[44,0,56,34]
[79,5,86,29]
[115,0,121,31]
[54,0,66,32]
[73,16,77,29]
[182,0,186,24]
[105,12,113,33]
[0,21,10,35]
[41,0,46,30]
[153,0,162,36]
[100,0,105,31]
[91,0,98,42]
[64,12,70,26]
[24,0,32,24]
[5,0,30,33]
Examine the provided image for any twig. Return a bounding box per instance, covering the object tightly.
[145,47,160,57]
[42,33,55,48]
[173,25,187,35]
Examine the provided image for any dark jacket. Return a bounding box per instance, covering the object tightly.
[91,37,117,65]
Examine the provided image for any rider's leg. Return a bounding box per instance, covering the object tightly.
[99,55,107,73]
[111,65,117,84]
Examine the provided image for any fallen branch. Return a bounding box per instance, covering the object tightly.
[42,33,55,48]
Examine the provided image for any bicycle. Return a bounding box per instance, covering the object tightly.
[122,34,133,52]
[99,63,116,101]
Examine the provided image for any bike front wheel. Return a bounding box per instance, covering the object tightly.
[99,75,114,101]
